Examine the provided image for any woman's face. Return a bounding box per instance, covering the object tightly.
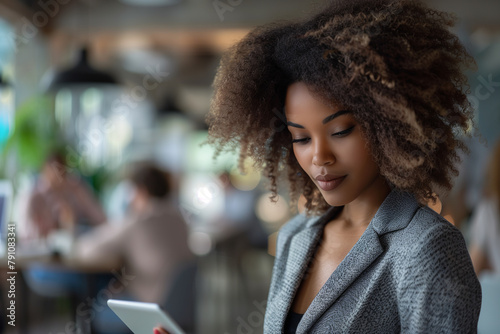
[285,82,385,207]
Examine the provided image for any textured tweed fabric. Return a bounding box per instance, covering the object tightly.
[263,189,481,333]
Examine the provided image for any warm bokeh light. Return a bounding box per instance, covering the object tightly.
[229,159,261,191]
[255,192,290,232]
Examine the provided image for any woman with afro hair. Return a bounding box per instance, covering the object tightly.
[156,0,481,333]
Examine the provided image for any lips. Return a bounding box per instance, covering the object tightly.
[315,174,346,191]
[315,174,345,182]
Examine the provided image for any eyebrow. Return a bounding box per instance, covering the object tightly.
[286,109,352,128]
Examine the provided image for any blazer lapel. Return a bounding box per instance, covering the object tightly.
[271,207,341,331]
[297,225,383,333]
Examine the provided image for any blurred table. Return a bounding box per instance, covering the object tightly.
[0,244,122,334]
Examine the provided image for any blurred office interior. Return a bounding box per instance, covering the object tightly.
[0,0,499,333]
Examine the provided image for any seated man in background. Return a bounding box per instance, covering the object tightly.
[73,162,194,303]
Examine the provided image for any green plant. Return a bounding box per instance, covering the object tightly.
[0,95,65,178]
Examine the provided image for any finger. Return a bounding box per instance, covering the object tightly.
[153,327,170,334]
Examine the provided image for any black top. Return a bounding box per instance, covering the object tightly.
[284,310,304,333]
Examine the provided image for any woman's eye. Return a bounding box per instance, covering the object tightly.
[332,125,355,137]
[291,126,355,144]
[292,137,310,145]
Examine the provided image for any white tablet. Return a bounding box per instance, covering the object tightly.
[107,299,186,334]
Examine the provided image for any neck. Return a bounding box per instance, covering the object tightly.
[337,176,391,228]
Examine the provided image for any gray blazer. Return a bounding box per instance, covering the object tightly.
[263,189,481,333]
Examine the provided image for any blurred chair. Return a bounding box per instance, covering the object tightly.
[163,259,199,334]
[478,273,500,334]
[23,263,85,306]
[24,262,116,331]
[23,263,85,331]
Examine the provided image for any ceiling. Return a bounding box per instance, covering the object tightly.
[3,0,500,32]
[2,0,499,120]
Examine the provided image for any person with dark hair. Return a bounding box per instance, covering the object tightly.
[129,163,170,197]
[126,163,171,212]
[73,162,193,303]
[156,0,481,333]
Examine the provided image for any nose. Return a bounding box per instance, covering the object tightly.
[312,138,335,166]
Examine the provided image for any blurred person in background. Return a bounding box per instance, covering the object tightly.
[469,138,500,276]
[21,152,108,323]
[73,161,194,303]
[25,152,106,240]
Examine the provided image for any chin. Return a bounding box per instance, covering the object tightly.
[319,192,352,207]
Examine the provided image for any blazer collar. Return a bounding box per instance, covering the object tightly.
[277,189,421,333]
[368,189,421,235]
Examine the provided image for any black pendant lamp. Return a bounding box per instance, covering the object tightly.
[43,48,118,92]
